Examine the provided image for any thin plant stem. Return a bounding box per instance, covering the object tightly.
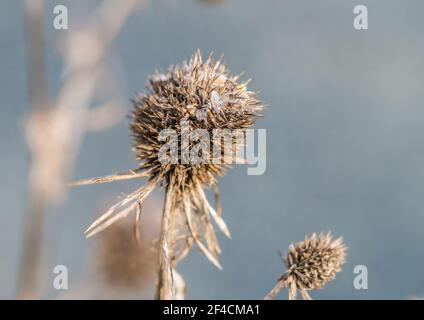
[17,0,47,299]
[264,279,287,300]
[155,184,175,300]
[18,0,144,299]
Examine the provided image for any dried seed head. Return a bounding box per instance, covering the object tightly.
[265,232,347,300]
[130,51,262,192]
[284,232,347,291]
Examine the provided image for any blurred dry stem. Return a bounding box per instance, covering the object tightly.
[17,0,48,299]
[18,0,144,299]
[155,184,175,300]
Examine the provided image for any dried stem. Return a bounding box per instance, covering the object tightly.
[18,0,143,299]
[155,184,175,300]
[173,269,186,300]
[69,169,148,187]
[17,0,47,299]
[133,201,143,248]
[264,275,301,300]
[264,279,287,300]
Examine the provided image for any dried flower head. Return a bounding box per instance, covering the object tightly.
[264,232,347,300]
[71,51,263,299]
[130,51,262,192]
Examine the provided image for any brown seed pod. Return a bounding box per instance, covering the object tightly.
[130,50,262,192]
[265,232,347,300]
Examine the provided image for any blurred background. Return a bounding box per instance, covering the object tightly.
[1,0,424,299]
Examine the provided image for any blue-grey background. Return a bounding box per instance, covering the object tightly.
[1,0,424,299]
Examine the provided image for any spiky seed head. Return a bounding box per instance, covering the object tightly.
[283,232,347,290]
[130,51,262,193]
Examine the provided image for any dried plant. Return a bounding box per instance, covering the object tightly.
[18,0,144,299]
[72,51,263,299]
[96,219,156,291]
[264,232,347,300]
